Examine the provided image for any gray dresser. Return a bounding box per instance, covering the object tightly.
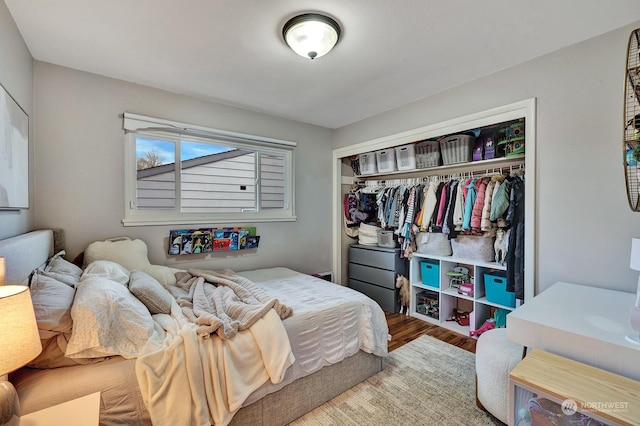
[348,244,408,313]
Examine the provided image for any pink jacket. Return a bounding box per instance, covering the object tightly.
[470,178,488,231]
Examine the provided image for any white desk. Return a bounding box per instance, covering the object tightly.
[21,392,100,426]
[506,281,640,381]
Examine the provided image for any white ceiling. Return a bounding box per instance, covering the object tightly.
[5,0,640,129]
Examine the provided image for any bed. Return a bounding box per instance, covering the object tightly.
[0,230,388,426]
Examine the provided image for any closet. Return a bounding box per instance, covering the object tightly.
[332,98,536,336]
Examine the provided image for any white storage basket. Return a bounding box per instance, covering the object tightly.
[358,223,381,246]
[395,144,416,171]
[358,152,377,175]
[376,149,397,173]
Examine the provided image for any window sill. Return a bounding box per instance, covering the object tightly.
[122,215,297,227]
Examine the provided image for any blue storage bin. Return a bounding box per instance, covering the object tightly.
[484,273,515,308]
[420,259,440,288]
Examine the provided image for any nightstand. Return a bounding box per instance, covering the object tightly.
[21,392,100,426]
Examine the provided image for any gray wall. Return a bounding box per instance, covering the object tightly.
[0,1,34,239]
[334,21,640,295]
[6,3,640,291]
[33,62,333,274]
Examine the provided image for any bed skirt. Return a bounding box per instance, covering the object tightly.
[231,350,384,425]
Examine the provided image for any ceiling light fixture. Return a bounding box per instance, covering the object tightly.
[283,13,341,60]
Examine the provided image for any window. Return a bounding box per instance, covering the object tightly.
[122,113,295,226]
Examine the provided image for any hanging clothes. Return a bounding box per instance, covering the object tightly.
[470,177,488,232]
[481,179,497,232]
[390,186,405,228]
[505,174,525,299]
[462,178,477,231]
[420,181,439,231]
[490,176,510,223]
[376,188,388,227]
[435,181,451,228]
[385,187,398,227]
[442,180,459,238]
[453,182,465,231]
[351,167,524,266]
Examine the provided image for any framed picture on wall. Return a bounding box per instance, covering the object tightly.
[0,83,28,209]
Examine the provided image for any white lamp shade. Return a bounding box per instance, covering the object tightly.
[283,13,341,59]
[631,238,640,271]
[0,285,42,375]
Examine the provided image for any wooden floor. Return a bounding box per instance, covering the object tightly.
[386,311,477,353]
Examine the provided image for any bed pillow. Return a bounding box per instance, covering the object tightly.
[129,270,173,314]
[43,250,83,286]
[83,237,176,286]
[66,276,157,359]
[81,260,130,286]
[28,333,107,369]
[30,270,75,340]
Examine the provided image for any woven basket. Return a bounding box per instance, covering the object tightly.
[415,140,441,168]
[441,134,475,165]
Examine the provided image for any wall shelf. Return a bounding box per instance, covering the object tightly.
[354,154,525,180]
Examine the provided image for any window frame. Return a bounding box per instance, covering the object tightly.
[122,113,296,227]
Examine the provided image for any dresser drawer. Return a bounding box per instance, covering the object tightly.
[348,263,396,289]
[349,246,397,270]
[349,278,398,313]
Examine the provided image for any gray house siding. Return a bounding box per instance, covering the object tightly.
[136,150,284,212]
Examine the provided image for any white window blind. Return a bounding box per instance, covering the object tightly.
[122,113,296,226]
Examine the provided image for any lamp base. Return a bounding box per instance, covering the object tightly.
[625,333,640,344]
[0,381,19,426]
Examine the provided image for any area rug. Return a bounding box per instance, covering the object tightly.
[290,335,503,426]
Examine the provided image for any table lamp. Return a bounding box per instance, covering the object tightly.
[0,281,42,426]
[627,238,640,344]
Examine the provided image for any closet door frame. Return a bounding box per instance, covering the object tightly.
[332,97,537,301]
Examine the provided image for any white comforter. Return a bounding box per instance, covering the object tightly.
[238,268,389,405]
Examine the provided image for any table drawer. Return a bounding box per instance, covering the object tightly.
[348,263,396,289]
[349,278,398,313]
[349,246,397,270]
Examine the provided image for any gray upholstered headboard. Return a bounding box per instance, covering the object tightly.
[0,230,54,284]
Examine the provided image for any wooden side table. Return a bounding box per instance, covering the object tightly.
[509,350,640,426]
[21,392,100,426]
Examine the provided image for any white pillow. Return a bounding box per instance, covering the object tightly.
[28,333,107,369]
[81,260,130,286]
[66,276,156,359]
[43,250,83,286]
[30,271,75,340]
[84,237,176,286]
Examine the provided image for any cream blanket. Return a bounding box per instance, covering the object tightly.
[171,269,293,338]
[135,270,295,426]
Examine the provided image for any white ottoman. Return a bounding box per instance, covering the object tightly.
[475,328,524,424]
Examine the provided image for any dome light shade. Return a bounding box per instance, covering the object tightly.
[283,13,341,59]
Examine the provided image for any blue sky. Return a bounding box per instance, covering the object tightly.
[136,137,232,164]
